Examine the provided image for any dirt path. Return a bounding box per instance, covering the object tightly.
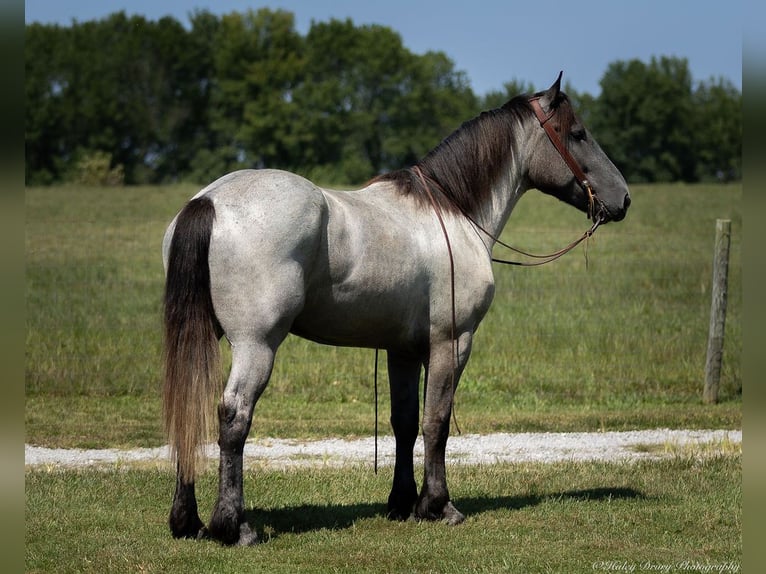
[25,428,740,469]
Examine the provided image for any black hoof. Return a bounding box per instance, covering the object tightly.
[387,490,417,521]
[169,511,205,539]
[386,507,413,521]
[209,513,258,546]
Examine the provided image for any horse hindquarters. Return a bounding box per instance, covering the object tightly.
[202,179,323,545]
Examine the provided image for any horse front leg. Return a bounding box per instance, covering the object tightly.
[208,341,276,546]
[386,351,422,520]
[416,335,472,525]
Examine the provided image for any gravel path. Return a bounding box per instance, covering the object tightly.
[25,428,740,469]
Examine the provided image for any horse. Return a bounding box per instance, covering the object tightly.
[161,73,631,545]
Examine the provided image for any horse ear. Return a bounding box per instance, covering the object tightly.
[537,71,564,110]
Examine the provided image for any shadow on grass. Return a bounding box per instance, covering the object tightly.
[460,486,646,515]
[244,486,645,540]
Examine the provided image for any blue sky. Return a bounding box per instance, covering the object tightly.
[25,0,742,96]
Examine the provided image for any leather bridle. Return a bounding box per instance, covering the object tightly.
[528,95,601,223]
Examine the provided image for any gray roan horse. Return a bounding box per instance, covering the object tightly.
[162,74,630,545]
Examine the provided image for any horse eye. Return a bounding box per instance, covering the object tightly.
[571,128,587,142]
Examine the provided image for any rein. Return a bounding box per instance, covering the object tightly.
[415,166,463,436]
[474,210,602,267]
[372,166,462,474]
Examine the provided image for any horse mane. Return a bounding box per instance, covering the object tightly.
[372,92,577,217]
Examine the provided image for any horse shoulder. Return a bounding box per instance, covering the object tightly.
[452,220,497,326]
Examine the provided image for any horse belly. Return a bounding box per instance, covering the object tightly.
[291,189,432,350]
[291,274,429,350]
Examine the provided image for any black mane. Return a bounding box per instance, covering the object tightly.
[372,95,531,217]
[372,92,577,218]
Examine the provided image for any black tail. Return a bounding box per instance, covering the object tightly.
[163,196,221,483]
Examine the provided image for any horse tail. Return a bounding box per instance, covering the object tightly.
[163,196,221,483]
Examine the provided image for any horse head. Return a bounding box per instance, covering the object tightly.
[523,73,631,223]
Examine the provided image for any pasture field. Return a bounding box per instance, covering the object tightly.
[25,455,741,573]
[25,183,741,448]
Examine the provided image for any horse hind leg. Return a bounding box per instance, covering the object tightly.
[169,473,205,539]
[207,338,279,546]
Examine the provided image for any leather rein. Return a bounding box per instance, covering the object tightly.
[414,95,606,268]
[489,96,605,266]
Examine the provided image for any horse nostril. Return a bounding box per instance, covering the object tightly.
[623,195,631,210]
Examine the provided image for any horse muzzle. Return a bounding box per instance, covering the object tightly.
[595,191,630,223]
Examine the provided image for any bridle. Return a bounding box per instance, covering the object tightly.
[528,95,602,224]
[413,94,607,269]
[472,95,607,266]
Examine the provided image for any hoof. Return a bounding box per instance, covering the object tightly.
[387,487,417,522]
[236,522,259,546]
[208,520,259,546]
[169,512,205,540]
[441,501,465,525]
[415,499,465,525]
[386,507,413,522]
[209,508,257,546]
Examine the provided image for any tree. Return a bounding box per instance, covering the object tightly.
[25,14,741,186]
[294,18,476,183]
[25,12,216,184]
[692,77,742,181]
[188,9,305,181]
[591,56,741,183]
[593,56,696,183]
[25,22,68,184]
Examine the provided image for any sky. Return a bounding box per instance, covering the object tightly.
[24,0,743,97]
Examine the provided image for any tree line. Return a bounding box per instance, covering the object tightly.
[25,9,741,186]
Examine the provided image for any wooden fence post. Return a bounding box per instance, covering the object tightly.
[703,219,731,404]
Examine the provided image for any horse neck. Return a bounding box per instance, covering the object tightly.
[418,106,534,245]
[469,129,531,244]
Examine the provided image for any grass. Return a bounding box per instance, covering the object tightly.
[25,454,741,573]
[25,183,742,448]
[25,182,742,572]
[629,433,742,458]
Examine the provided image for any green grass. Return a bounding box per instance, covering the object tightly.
[25,183,742,447]
[25,455,741,573]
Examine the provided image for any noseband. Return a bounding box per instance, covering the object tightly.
[528,96,602,222]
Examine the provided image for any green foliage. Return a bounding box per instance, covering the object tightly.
[25,183,741,448]
[25,12,215,185]
[692,78,742,181]
[70,150,124,186]
[25,12,741,186]
[592,56,741,183]
[25,9,476,186]
[25,456,741,572]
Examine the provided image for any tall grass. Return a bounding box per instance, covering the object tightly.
[25,183,741,447]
